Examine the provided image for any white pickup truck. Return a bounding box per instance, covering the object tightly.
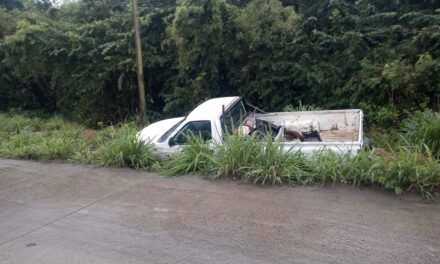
[137,96,365,155]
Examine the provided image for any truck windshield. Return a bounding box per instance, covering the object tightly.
[220,100,247,134]
[158,118,185,142]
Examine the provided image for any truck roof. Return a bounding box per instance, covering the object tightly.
[186,96,240,121]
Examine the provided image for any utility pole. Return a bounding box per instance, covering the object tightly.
[132,0,146,121]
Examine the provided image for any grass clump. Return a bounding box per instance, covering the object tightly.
[0,127,44,159]
[232,135,310,185]
[400,110,440,158]
[210,134,262,180]
[87,124,160,169]
[159,136,213,176]
[376,145,440,198]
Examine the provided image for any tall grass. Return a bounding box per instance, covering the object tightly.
[378,145,440,198]
[0,114,160,168]
[88,124,160,169]
[210,134,262,180]
[0,115,84,161]
[237,136,310,185]
[159,134,311,185]
[159,136,213,176]
[400,110,440,158]
[159,133,440,198]
[0,114,67,133]
[1,113,439,198]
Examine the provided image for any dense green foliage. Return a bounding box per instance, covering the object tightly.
[0,0,439,126]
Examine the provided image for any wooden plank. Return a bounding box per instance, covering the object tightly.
[319,130,358,142]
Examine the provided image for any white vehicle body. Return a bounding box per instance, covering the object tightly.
[137,96,364,155]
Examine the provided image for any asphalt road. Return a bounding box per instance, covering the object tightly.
[0,159,439,264]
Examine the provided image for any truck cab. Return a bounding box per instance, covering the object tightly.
[137,96,245,154]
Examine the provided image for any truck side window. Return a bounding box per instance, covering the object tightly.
[221,100,247,134]
[172,121,212,145]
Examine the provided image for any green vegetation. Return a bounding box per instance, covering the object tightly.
[0,1,439,198]
[157,111,440,198]
[0,0,439,126]
[400,110,440,158]
[0,113,439,198]
[86,124,160,169]
[0,113,159,169]
[159,133,440,199]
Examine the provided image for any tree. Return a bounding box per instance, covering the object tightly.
[0,0,439,127]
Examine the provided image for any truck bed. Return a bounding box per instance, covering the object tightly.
[256,109,364,155]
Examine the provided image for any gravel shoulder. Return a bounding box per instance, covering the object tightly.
[0,159,439,264]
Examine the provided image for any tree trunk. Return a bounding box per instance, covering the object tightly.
[132,0,146,122]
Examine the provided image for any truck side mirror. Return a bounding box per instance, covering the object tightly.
[168,137,176,147]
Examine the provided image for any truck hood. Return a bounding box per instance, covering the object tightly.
[137,117,185,143]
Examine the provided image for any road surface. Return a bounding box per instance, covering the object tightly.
[0,159,439,264]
